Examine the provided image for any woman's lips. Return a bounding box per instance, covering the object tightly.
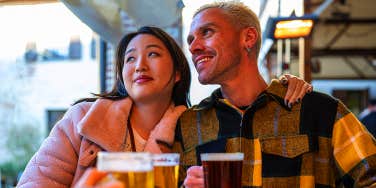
[134,75,153,84]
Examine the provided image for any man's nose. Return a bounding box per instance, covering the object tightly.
[189,37,205,53]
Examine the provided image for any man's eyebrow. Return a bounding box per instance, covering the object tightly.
[199,22,217,29]
[187,22,217,44]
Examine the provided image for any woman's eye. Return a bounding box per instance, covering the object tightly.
[148,52,160,57]
[125,56,135,63]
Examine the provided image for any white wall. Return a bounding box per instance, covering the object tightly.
[312,80,376,98]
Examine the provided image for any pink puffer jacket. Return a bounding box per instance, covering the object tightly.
[17,98,183,187]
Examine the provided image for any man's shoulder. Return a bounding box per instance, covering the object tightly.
[301,91,340,112]
[179,96,219,128]
[181,103,215,118]
[301,91,354,122]
[184,89,221,113]
[267,79,339,105]
[304,90,338,103]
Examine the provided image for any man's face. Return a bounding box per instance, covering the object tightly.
[187,8,242,85]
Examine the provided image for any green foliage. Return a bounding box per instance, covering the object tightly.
[0,55,42,184]
[0,122,42,180]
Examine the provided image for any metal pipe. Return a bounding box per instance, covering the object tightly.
[313,0,334,16]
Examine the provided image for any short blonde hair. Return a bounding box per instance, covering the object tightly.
[194,1,261,59]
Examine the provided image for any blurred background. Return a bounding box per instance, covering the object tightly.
[0,0,375,186]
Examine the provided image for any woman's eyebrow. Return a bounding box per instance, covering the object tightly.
[146,44,163,49]
[125,48,135,55]
[125,44,163,55]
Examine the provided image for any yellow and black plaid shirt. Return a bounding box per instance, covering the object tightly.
[174,80,376,187]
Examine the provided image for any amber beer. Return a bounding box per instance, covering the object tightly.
[201,153,244,188]
[97,152,154,188]
[153,153,180,188]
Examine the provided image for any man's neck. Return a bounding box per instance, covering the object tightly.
[220,60,267,107]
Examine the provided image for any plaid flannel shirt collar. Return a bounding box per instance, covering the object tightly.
[193,79,291,111]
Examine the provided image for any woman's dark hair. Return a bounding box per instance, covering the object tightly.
[74,26,191,107]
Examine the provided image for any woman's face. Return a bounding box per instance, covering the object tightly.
[123,34,180,103]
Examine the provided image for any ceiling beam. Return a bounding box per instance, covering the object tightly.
[0,0,57,5]
[318,18,376,25]
[364,56,376,72]
[343,57,366,79]
[312,48,376,56]
[313,77,376,80]
[270,48,376,57]
[323,23,350,49]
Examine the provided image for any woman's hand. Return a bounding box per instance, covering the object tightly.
[74,168,124,188]
[183,166,205,188]
[279,74,313,107]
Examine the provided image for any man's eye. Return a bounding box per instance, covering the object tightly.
[203,28,213,36]
[187,36,194,45]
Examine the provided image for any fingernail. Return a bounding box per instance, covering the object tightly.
[284,99,288,106]
[288,103,292,108]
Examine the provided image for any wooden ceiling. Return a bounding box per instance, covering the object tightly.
[267,0,376,79]
[0,0,57,5]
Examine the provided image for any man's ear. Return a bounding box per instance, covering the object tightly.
[242,27,258,49]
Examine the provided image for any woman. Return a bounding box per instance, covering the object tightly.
[17,26,310,188]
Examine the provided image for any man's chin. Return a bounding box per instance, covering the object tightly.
[198,76,213,85]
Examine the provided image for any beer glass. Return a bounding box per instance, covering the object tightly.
[152,153,180,188]
[97,152,154,188]
[201,153,244,188]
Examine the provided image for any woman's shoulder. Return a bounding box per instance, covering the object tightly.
[60,97,131,127]
[70,101,95,116]
[57,101,96,126]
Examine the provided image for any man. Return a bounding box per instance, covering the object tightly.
[177,1,376,187]
[360,98,376,136]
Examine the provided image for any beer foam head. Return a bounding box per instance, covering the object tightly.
[152,153,180,166]
[153,161,179,166]
[200,153,244,161]
[97,152,153,172]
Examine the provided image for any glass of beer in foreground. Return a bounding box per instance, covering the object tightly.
[152,153,180,188]
[97,152,154,188]
[201,153,244,188]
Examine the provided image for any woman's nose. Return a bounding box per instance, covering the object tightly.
[135,57,148,72]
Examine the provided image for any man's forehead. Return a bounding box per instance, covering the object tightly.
[189,8,228,32]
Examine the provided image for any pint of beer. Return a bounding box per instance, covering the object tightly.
[97,152,154,188]
[201,153,244,188]
[152,153,180,188]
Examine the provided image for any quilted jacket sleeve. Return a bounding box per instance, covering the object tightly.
[17,104,87,188]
